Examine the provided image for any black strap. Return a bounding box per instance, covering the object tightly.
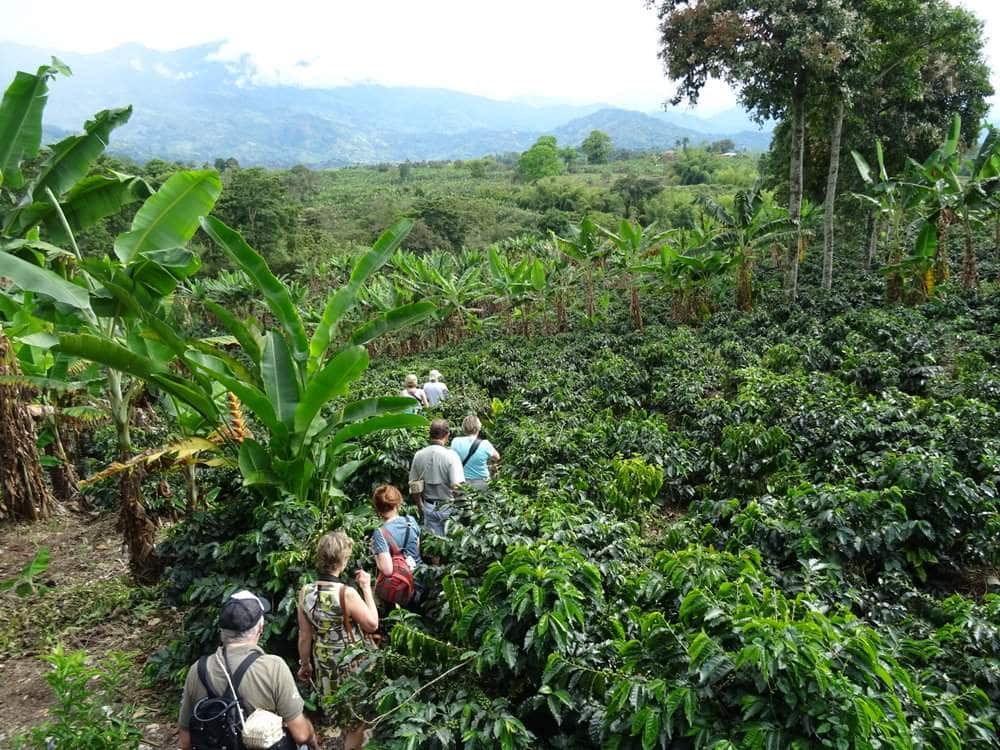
[196,655,217,699]
[461,438,483,467]
[197,650,261,703]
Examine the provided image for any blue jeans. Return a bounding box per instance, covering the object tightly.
[422,499,453,536]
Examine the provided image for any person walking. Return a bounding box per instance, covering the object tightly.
[422,370,449,407]
[179,590,321,750]
[296,532,379,750]
[400,374,429,413]
[370,484,423,607]
[450,415,500,491]
[408,419,464,535]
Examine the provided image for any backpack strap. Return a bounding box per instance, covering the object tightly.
[198,650,260,703]
[196,655,218,699]
[402,522,411,553]
[230,651,261,695]
[461,438,483,467]
[339,583,356,644]
[380,526,401,555]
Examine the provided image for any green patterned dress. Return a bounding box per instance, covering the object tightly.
[299,580,360,696]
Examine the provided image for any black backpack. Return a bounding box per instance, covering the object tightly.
[189,651,259,750]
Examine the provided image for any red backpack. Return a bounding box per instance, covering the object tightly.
[375,523,415,605]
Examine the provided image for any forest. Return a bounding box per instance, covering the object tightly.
[1,0,1000,748]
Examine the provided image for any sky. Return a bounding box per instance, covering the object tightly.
[2,0,998,115]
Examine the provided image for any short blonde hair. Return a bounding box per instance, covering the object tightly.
[404,373,418,388]
[462,414,481,435]
[316,531,353,575]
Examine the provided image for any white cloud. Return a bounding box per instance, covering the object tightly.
[1,0,996,116]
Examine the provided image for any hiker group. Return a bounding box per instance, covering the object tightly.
[179,369,499,750]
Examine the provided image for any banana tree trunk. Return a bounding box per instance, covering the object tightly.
[629,286,643,330]
[784,80,807,299]
[822,98,845,291]
[0,330,55,522]
[108,370,161,582]
[961,218,979,290]
[864,213,878,270]
[45,413,81,507]
[736,255,753,312]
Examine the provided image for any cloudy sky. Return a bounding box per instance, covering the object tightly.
[3,0,998,114]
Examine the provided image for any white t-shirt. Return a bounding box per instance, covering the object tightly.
[409,444,464,502]
[423,381,448,406]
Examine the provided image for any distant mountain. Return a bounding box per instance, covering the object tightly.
[554,108,770,152]
[0,42,772,167]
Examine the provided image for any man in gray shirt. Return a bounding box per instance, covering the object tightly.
[410,419,464,535]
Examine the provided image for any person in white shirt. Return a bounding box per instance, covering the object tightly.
[423,369,449,407]
[409,419,464,535]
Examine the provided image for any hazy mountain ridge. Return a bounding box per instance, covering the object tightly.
[0,42,772,166]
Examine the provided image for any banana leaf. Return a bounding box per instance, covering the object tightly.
[115,170,221,263]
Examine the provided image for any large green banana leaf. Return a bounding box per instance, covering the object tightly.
[261,331,300,429]
[324,413,427,453]
[337,396,423,425]
[6,174,151,242]
[294,345,369,437]
[115,170,221,263]
[30,107,132,200]
[0,61,68,190]
[0,251,91,313]
[351,301,434,346]
[200,215,309,363]
[202,300,262,369]
[307,218,414,373]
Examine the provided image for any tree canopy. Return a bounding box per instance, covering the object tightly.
[581,130,613,164]
[517,136,565,182]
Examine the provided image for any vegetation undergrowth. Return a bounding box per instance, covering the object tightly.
[151,273,1000,748]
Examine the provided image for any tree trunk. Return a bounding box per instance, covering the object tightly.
[45,415,80,507]
[784,81,807,298]
[822,99,845,290]
[0,330,55,522]
[736,255,753,312]
[961,219,979,290]
[864,213,878,270]
[629,286,643,329]
[108,371,160,582]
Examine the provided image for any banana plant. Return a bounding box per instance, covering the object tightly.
[643,220,731,323]
[906,116,1000,293]
[852,140,927,302]
[487,246,545,336]
[58,217,434,508]
[598,219,673,329]
[551,217,611,322]
[699,184,790,311]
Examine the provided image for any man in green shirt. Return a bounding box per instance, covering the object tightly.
[178,590,320,750]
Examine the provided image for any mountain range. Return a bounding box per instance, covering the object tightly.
[0,42,773,167]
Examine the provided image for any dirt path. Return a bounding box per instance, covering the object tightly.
[0,511,180,749]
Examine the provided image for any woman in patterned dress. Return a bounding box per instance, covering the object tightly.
[297,530,379,749]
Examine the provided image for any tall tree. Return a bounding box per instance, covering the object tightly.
[763,0,992,282]
[648,0,857,298]
[517,136,564,182]
[581,130,613,164]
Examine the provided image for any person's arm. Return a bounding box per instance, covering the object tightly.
[285,713,320,750]
[348,571,380,632]
[372,529,393,576]
[296,597,314,682]
[450,452,465,491]
[419,389,430,408]
[374,550,393,576]
[179,727,192,750]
